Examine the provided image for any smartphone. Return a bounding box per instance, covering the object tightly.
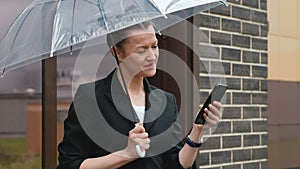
[194,84,228,124]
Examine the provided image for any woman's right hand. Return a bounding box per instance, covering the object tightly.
[80,123,150,169]
[124,122,150,158]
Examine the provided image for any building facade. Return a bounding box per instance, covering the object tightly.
[268,0,300,168]
[197,0,268,168]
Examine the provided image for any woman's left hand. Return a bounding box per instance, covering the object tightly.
[203,101,222,128]
[189,101,222,143]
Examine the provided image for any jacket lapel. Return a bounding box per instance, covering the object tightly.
[103,71,137,123]
[143,79,166,131]
[102,70,166,132]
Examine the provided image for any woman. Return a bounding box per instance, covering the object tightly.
[57,22,222,169]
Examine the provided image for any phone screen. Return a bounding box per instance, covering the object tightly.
[194,84,228,124]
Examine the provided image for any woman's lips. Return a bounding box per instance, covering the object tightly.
[144,63,156,69]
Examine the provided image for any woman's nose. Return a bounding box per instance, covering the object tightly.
[146,49,157,60]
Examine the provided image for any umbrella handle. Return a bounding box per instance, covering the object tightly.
[134,123,146,157]
[136,145,145,157]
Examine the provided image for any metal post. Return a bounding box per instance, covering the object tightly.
[42,56,57,169]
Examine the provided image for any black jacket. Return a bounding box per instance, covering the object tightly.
[57,70,196,169]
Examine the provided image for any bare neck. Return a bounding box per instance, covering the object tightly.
[116,69,145,106]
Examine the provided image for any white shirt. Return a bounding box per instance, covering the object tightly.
[133,105,145,122]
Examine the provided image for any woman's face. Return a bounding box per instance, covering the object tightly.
[117,26,158,78]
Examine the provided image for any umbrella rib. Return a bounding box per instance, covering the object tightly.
[1,5,35,71]
[132,0,144,12]
[82,0,99,6]
[69,0,78,55]
[148,0,166,17]
[97,0,110,33]
[50,0,61,57]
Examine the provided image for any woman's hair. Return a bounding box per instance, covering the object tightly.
[106,21,153,48]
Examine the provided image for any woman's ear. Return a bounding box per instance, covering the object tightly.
[110,46,116,57]
[110,46,123,62]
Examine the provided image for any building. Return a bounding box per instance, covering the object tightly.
[197,0,268,168]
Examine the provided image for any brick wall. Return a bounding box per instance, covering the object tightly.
[196,0,268,168]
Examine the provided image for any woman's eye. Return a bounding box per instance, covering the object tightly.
[136,49,145,54]
[136,46,157,54]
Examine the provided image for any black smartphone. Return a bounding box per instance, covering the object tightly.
[194,84,228,124]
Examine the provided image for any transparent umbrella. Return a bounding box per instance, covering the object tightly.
[0,0,226,75]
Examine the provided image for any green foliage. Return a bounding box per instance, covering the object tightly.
[0,138,41,169]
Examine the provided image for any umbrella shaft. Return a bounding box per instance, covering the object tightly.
[112,46,140,123]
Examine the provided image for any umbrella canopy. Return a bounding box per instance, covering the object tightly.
[0,0,226,74]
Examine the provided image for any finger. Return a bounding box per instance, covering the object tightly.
[201,114,211,130]
[136,122,143,127]
[207,104,222,118]
[135,132,149,139]
[205,111,219,123]
[205,108,220,121]
[139,142,150,150]
[130,124,145,135]
[134,137,151,150]
[141,138,151,144]
[135,123,145,133]
[212,101,222,110]
[136,138,151,145]
[203,113,218,127]
[138,138,151,150]
[132,133,150,143]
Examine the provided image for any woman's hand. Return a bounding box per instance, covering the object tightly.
[190,101,222,142]
[203,101,222,128]
[123,123,150,158]
[178,101,222,168]
[80,124,150,169]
